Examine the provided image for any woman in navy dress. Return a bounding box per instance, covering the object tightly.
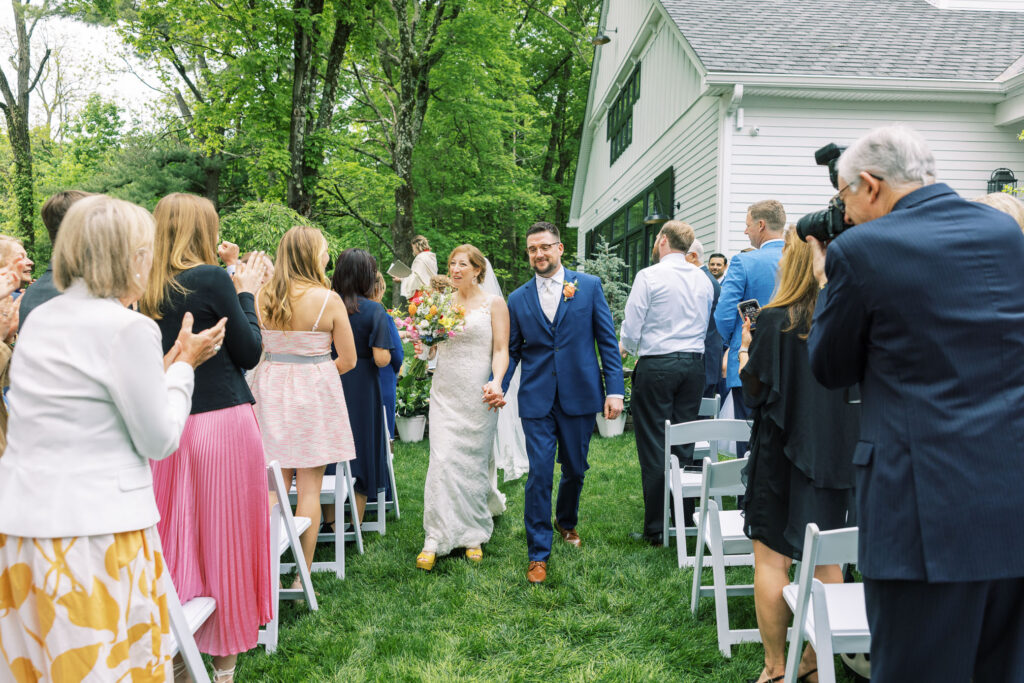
[332,249,394,521]
[372,270,404,439]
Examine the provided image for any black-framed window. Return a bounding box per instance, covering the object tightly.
[587,168,674,283]
[608,65,640,164]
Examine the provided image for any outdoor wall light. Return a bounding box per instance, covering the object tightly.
[591,28,617,46]
[988,168,1017,194]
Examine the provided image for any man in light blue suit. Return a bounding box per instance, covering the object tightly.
[807,125,1024,682]
[714,200,786,427]
[497,222,624,584]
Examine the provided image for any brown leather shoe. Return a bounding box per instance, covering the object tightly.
[527,561,547,584]
[554,523,582,548]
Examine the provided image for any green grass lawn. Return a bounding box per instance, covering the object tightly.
[235,434,859,682]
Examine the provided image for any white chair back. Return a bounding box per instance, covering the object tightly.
[784,525,867,683]
[698,395,720,419]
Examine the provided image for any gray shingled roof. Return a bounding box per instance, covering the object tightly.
[659,0,1024,81]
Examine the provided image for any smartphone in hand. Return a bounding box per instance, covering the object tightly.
[737,299,761,329]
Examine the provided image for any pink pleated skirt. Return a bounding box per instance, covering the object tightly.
[151,403,273,657]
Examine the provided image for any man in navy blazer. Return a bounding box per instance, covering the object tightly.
[497,222,624,584]
[806,124,1024,682]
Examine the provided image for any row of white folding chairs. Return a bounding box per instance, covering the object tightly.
[688,456,871,682]
[662,405,752,568]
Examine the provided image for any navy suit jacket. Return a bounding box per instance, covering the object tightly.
[502,268,625,419]
[701,265,723,391]
[715,240,783,389]
[808,183,1024,582]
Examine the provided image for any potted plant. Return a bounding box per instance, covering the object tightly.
[395,358,431,442]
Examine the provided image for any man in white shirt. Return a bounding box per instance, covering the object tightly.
[394,235,438,299]
[619,220,714,545]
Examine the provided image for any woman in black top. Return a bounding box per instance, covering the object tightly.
[739,228,859,683]
[141,193,271,683]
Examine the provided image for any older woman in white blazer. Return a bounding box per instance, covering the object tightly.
[0,195,224,683]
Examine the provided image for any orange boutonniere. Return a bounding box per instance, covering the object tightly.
[563,278,578,302]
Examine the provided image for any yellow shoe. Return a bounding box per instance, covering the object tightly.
[465,547,483,563]
[416,551,436,571]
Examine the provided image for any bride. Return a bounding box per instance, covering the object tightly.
[414,244,509,570]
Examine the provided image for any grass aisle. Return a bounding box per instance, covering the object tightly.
[239,434,857,682]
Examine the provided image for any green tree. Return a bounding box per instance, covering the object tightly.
[0,0,53,249]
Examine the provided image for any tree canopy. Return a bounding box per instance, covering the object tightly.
[0,0,601,295]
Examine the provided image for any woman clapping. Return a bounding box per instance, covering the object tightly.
[0,195,223,680]
[141,193,272,682]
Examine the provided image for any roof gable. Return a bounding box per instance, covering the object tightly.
[659,0,1024,81]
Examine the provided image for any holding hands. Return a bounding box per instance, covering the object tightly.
[482,380,505,411]
[164,312,228,370]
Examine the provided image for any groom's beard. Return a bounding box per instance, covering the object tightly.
[531,259,560,278]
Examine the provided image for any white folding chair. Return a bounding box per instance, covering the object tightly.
[287,459,362,579]
[260,461,318,653]
[381,405,400,519]
[662,418,751,568]
[783,525,869,683]
[691,395,720,464]
[165,576,214,683]
[690,456,758,657]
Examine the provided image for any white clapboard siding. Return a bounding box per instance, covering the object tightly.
[591,0,658,109]
[721,96,1024,255]
[578,19,708,236]
[927,0,1024,10]
[578,96,720,252]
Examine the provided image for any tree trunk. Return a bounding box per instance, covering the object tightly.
[0,0,52,251]
[8,116,34,249]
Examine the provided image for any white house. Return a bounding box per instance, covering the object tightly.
[569,0,1024,279]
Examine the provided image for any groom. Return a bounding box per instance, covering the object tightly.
[494,221,624,584]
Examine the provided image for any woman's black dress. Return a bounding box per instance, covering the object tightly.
[740,306,859,559]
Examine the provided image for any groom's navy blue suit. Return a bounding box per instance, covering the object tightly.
[503,267,624,562]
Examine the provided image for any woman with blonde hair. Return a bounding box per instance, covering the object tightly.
[738,227,859,683]
[248,226,358,576]
[0,195,223,680]
[974,192,1024,231]
[141,192,271,682]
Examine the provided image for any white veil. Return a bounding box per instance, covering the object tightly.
[482,259,530,503]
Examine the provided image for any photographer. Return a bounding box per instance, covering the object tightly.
[806,124,1024,682]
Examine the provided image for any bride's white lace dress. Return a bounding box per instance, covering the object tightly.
[422,297,499,555]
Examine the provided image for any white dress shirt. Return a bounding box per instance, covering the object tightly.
[535,266,565,322]
[0,281,194,538]
[620,252,715,356]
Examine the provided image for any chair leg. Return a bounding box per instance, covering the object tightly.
[708,502,732,657]
[388,447,400,519]
[663,452,671,546]
[343,464,365,554]
[670,458,689,567]
[691,510,708,614]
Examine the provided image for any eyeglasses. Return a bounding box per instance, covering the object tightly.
[838,173,885,201]
[527,242,560,256]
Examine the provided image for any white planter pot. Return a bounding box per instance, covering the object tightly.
[396,415,427,442]
[595,412,626,438]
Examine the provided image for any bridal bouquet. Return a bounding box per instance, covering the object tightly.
[392,289,466,346]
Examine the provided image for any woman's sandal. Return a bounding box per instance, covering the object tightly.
[798,668,817,682]
[465,547,483,563]
[416,551,436,571]
[213,665,235,683]
[745,670,784,683]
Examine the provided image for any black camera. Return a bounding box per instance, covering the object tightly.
[796,143,849,243]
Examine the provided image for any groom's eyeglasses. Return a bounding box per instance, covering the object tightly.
[527,243,560,256]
